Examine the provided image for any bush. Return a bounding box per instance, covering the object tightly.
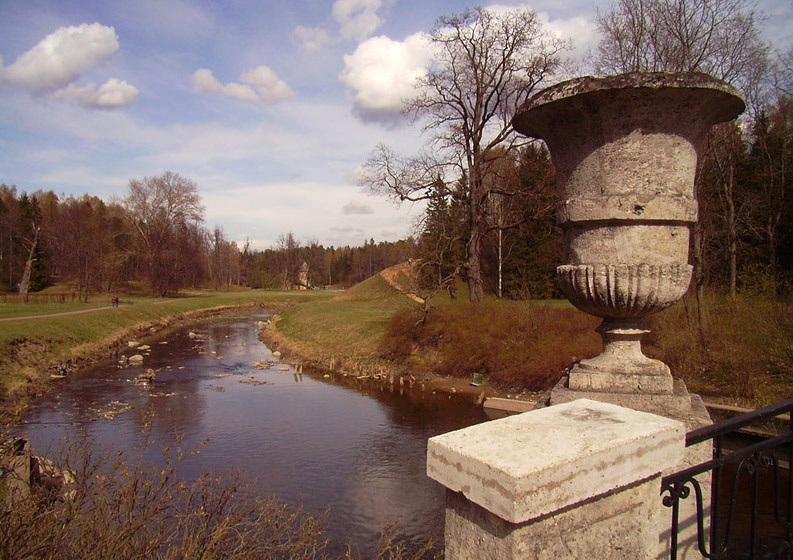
[381,301,600,392]
[646,292,793,406]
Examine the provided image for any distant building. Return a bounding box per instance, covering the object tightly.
[296,261,310,290]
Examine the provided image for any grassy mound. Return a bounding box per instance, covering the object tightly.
[269,264,793,406]
[273,273,415,365]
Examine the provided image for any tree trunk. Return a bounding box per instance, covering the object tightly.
[18,226,40,302]
[466,227,485,303]
[692,220,706,340]
[726,162,737,297]
[497,227,503,298]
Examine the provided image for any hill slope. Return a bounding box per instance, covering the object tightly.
[267,267,419,369]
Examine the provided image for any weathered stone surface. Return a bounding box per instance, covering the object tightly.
[551,377,700,418]
[427,399,684,524]
[444,480,662,560]
[511,72,745,394]
[548,378,713,560]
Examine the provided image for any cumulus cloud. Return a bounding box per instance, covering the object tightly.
[342,201,375,215]
[333,0,384,42]
[339,32,432,123]
[0,23,118,91]
[290,0,386,51]
[193,65,293,103]
[291,25,332,52]
[56,78,139,108]
[0,22,138,109]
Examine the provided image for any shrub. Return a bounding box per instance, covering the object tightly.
[646,292,793,406]
[381,301,600,392]
[0,428,330,560]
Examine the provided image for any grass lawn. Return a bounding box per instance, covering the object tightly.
[270,269,597,394]
[0,300,109,319]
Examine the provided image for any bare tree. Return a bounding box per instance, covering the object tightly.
[594,0,768,303]
[594,0,768,88]
[123,172,204,297]
[775,47,793,98]
[362,7,565,302]
[275,232,300,290]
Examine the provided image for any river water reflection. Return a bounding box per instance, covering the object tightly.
[19,312,487,556]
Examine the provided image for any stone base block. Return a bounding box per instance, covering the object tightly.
[444,480,662,560]
[569,360,674,394]
[545,377,713,560]
[550,376,707,422]
[428,399,686,560]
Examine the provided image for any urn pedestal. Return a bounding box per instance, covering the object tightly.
[512,72,745,399]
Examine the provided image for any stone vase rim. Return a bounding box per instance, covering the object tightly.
[512,71,745,138]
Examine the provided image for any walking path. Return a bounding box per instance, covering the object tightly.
[0,306,114,322]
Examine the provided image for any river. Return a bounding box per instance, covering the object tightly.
[18,311,488,557]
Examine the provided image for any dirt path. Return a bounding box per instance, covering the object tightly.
[0,306,115,322]
[379,262,425,304]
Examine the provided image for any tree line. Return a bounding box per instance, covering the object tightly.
[0,173,416,300]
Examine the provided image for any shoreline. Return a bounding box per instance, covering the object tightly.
[258,313,543,408]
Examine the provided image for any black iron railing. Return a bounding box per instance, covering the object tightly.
[661,399,793,559]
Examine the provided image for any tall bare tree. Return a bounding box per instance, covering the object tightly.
[123,171,204,296]
[594,0,768,300]
[362,7,565,302]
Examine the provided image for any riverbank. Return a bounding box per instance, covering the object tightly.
[257,269,543,406]
[0,289,333,422]
[260,315,507,403]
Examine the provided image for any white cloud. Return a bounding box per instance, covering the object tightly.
[241,66,294,102]
[193,66,294,103]
[56,78,139,109]
[291,25,332,52]
[539,12,599,66]
[333,0,384,42]
[342,201,375,214]
[339,32,432,123]
[0,22,139,110]
[0,23,119,92]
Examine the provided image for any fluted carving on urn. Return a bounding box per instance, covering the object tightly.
[557,263,693,319]
[512,71,745,395]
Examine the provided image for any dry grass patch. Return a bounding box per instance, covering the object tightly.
[381,300,601,392]
[647,292,793,407]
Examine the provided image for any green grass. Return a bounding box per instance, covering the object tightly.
[270,270,598,393]
[275,274,414,363]
[272,268,793,407]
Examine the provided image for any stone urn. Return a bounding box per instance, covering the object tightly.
[512,72,744,395]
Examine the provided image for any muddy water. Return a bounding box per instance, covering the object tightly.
[19,312,487,556]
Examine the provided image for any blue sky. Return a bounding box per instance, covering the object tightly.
[1,0,791,249]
